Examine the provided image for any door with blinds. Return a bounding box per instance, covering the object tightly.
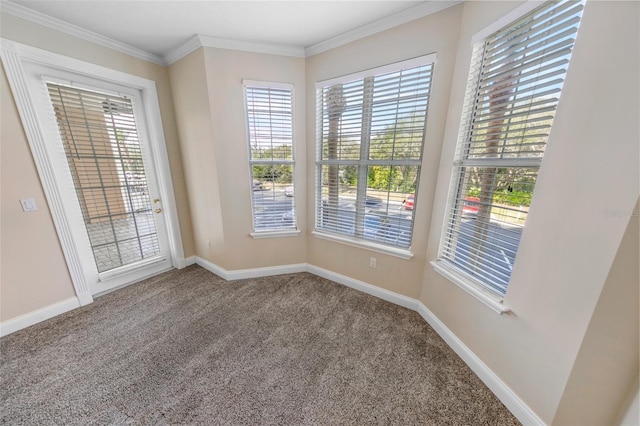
[44,80,173,294]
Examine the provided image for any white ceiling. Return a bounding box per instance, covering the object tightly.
[4,0,453,61]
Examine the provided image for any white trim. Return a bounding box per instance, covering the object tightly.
[165,34,306,65]
[183,256,197,267]
[92,265,174,298]
[242,80,294,91]
[195,257,307,281]
[98,256,168,281]
[165,2,460,64]
[0,40,185,297]
[199,35,305,58]
[305,1,461,57]
[141,80,186,269]
[0,297,80,337]
[306,264,419,311]
[431,261,510,315]
[1,0,459,66]
[163,35,203,65]
[311,231,414,260]
[195,257,230,279]
[416,302,545,426]
[0,40,93,306]
[471,1,546,45]
[317,53,437,88]
[0,1,165,66]
[250,230,301,239]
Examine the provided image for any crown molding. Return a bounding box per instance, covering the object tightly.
[198,35,305,58]
[0,1,166,66]
[163,35,203,65]
[2,0,461,66]
[165,34,306,65]
[305,0,462,57]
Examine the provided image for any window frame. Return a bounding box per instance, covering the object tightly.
[242,80,298,238]
[433,0,583,313]
[313,55,436,257]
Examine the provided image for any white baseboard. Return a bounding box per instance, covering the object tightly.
[0,297,80,337]
[175,255,196,269]
[195,257,307,281]
[227,263,308,280]
[195,257,228,279]
[306,264,419,311]
[415,302,545,426]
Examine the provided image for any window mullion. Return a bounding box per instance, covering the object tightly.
[355,76,374,237]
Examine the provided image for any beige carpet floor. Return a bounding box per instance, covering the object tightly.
[1,265,519,425]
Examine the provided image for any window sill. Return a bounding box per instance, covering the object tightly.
[250,229,300,239]
[312,231,414,260]
[430,260,510,315]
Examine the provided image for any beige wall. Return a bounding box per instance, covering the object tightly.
[553,201,639,425]
[421,1,639,424]
[0,13,195,322]
[1,68,76,320]
[2,3,639,424]
[169,47,307,270]
[305,4,463,299]
[168,50,226,264]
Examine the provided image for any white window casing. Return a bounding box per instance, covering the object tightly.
[243,81,297,236]
[436,0,584,306]
[314,55,436,254]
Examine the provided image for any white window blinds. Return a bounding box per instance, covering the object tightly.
[440,0,584,296]
[47,83,161,273]
[244,82,295,232]
[315,56,434,249]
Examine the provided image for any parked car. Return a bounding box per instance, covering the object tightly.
[252,180,265,191]
[404,194,415,210]
[284,186,294,197]
[365,196,382,207]
[462,196,480,216]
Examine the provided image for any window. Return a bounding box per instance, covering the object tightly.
[439,0,584,296]
[315,56,435,252]
[243,81,296,234]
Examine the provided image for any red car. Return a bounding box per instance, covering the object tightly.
[404,194,415,210]
[462,196,480,215]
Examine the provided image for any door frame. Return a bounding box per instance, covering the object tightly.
[1,39,186,305]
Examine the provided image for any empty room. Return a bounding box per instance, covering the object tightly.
[1,0,638,424]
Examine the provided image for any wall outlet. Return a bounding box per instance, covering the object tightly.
[369,257,377,268]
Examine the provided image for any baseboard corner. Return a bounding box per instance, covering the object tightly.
[306,264,420,311]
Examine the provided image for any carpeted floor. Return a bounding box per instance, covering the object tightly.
[1,266,520,425]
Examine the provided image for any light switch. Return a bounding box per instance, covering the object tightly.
[20,198,37,212]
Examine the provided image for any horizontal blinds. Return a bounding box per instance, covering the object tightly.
[461,0,583,162]
[318,65,433,162]
[442,0,583,296]
[245,86,293,161]
[244,84,295,232]
[47,83,160,273]
[316,61,434,248]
